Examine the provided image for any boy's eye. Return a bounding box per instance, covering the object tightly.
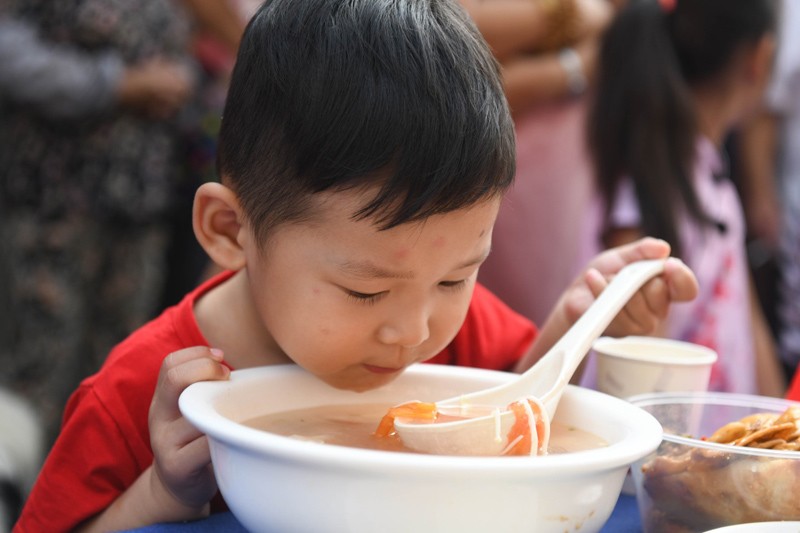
[439,279,468,290]
[344,279,468,304]
[346,290,386,305]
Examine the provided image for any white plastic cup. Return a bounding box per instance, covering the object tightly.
[594,336,718,399]
[593,336,718,496]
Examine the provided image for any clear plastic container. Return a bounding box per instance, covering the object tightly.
[628,392,800,533]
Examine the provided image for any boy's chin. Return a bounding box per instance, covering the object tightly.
[317,368,408,393]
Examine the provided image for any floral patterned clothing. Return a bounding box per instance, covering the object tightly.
[579,137,758,394]
[0,0,194,221]
[0,0,197,446]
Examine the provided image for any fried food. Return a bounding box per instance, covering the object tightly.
[639,406,800,532]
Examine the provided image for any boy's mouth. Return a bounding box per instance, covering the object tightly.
[363,364,404,375]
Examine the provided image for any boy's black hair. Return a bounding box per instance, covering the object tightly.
[217,0,515,245]
[587,0,775,257]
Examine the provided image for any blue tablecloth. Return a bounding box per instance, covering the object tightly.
[128,494,642,532]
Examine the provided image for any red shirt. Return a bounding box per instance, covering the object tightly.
[786,371,800,402]
[15,272,537,532]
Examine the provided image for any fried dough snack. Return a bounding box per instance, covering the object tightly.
[706,406,800,450]
[639,406,800,532]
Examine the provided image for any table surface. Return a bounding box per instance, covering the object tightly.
[127,493,642,533]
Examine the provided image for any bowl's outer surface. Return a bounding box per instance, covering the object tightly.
[704,523,800,533]
[180,364,663,533]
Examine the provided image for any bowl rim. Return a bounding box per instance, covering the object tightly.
[627,391,800,459]
[180,364,663,476]
[703,522,800,533]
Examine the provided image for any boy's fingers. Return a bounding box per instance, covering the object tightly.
[586,267,660,336]
[152,435,217,509]
[639,277,670,321]
[618,289,659,333]
[166,416,208,449]
[163,356,229,391]
[163,347,224,369]
[585,267,607,298]
[152,352,229,420]
[181,435,213,468]
[596,235,669,263]
[615,237,671,263]
[167,435,213,478]
[587,237,671,281]
[161,357,229,399]
[664,257,699,302]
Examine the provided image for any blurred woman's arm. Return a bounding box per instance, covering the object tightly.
[460,0,612,114]
[0,17,123,119]
[501,37,598,117]
[0,17,195,121]
[459,0,611,62]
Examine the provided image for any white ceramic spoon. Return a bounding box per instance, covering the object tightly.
[393,259,667,456]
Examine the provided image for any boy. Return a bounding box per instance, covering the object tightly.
[15,0,697,530]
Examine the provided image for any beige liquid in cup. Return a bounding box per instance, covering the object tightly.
[594,336,718,399]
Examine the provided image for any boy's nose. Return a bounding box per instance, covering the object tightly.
[377,313,431,348]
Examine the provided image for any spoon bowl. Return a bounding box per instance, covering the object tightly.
[394,259,668,456]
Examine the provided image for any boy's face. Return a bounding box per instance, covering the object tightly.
[243,188,500,392]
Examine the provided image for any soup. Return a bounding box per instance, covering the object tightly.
[244,403,607,455]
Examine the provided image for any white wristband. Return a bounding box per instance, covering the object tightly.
[558,47,587,97]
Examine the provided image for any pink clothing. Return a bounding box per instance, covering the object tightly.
[579,137,757,394]
[479,100,594,326]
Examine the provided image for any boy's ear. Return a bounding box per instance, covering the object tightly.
[193,182,248,271]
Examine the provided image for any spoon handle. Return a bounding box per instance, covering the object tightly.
[438,259,667,414]
[544,258,667,391]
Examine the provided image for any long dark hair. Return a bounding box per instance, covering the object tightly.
[587,0,775,256]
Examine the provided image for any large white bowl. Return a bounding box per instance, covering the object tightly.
[179,364,663,533]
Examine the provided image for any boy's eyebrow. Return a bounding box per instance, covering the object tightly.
[337,249,491,280]
[337,261,415,280]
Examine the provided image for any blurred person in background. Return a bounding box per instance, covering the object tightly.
[583,0,786,396]
[0,15,176,531]
[768,0,800,387]
[0,13,192,530]
[466,0,614,327]
[735,0,800,399]
[0,0,242,462]
[157,0,246,311]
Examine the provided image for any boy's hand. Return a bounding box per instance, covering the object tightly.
[514,238,698,374]
[563,237,698,337]
[148,347,230,518]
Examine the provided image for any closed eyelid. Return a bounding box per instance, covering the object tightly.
[345,289,386,306]
[348,289,385,298]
